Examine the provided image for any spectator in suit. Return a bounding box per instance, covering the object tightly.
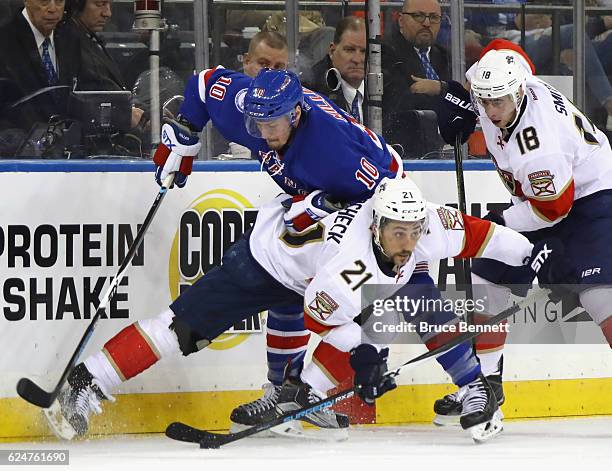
[382,0,450,158]
[59,0,143,127]
[303,16,366,123]
[0,0,78,128]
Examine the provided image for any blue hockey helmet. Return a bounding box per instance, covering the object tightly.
[244,68,304,138]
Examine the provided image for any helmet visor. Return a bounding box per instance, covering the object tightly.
[245,111,294,139]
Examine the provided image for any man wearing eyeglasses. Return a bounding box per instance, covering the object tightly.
[382,0,450,158]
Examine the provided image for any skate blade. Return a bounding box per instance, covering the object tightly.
[228,420,304,438]
[278,424,349,442]
[432,413,461,427]
[469,409,504,444]
[42,400,77,441]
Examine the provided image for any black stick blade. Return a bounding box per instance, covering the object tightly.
[16,378,56,408]
[165,422,230,448]
[165,422,208,444]
[199,433,223,449]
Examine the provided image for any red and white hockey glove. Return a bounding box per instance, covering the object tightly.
[281,190,346,234]
[153,118,201,188]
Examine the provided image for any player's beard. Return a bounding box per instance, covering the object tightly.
[392,251,412,270]
[266,139,283,150]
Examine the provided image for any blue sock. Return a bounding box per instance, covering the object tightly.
[266,305,310,386]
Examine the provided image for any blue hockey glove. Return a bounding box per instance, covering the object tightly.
[281,190,346,234]
[437,80,477,145]
[349,344,397,405]
[153,118,201,188]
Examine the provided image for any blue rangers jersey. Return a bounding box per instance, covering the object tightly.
[178,66,402,201]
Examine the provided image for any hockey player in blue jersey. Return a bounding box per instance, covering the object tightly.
[153,66,402,199]
[42,68,499,441]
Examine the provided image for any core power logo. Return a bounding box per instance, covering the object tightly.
[169,189,262,350]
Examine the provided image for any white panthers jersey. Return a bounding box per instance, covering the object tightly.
[467,65,612,233]
[250,196,532,333]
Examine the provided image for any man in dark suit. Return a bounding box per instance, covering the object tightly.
[59,0,143,127]
[303,17,366,123]
[382,0,450,158]
[0,0,78,129]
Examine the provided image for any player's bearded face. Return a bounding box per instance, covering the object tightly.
[478,95,517,128]
[379,220,423,268]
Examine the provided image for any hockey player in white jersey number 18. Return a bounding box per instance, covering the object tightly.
[43,175,556,443]
[435,40,612,425]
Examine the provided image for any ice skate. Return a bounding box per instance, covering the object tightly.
[276,375,349,441]
[433,385,467,426]
[460,374,503,443]
[43,364,114,440]
[229,383,304,437]
[433,357,505,426]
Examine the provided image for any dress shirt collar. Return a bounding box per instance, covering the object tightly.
[22,8,55,49]
[340,77,365,106]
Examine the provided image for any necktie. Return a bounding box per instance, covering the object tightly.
[42,38,58,86]
[417,48,439,80]
[351,91,361,123]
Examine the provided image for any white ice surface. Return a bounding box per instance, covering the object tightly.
[2,417,610,471]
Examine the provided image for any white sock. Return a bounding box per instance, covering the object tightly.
[301,362,335,397]
[84,351,123,393]
[478,350,503,376]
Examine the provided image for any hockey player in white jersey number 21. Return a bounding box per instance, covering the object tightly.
[435,39,612,426]
[44,175,557,444]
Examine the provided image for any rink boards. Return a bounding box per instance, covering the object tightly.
[0,160,610,439]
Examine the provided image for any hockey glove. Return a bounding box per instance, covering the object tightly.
[528,238,568,302]
[153,118,201,188]
[349,344,397,405]
[281,190,346,234]
[527,238,562,279]
[498,238,563,298]
[437,80,477,145]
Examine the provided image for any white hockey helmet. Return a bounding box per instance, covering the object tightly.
[471,49,527,111]
[372,176,428,254]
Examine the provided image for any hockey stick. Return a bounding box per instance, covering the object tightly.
[16,174,175,408]
[165,288,550,448]
[454,134,475,321]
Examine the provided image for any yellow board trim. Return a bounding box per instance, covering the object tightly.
[2,378,611,440]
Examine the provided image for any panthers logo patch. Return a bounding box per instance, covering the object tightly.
[307,291,339,321]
